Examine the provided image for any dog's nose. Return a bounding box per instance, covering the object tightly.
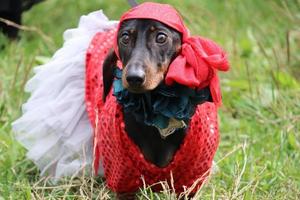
[126,66,145,87]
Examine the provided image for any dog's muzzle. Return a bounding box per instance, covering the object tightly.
[126,62,145,87]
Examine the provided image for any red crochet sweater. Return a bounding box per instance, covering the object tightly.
[85,31,220,193]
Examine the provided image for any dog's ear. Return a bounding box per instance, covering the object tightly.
[103,49,118,102]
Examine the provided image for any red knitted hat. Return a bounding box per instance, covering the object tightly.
[114,2,229,106]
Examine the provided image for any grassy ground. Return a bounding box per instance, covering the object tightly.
[0,0,299,199]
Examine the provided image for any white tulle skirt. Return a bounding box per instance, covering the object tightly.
[12,10,118,179]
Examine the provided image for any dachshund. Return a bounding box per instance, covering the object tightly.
[102,18,212,199]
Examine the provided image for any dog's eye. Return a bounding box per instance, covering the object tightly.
[120,33,130,45]
[156,33,167,44]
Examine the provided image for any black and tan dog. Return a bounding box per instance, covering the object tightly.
[102,19,212,199]
[103,19,211,168]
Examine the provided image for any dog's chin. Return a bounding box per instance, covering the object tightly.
[124,82,162,93]
[126,87,148,94]
[125,84,158,93]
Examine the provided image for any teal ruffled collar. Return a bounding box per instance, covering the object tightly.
[113,68,211,129]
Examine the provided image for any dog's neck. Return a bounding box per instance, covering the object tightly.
[113,68,212,167]
[113,68,211,134]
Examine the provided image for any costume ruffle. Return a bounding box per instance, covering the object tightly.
[113,68,212,129]
[12,10,118,179]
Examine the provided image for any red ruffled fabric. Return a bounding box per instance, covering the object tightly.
[114,2,229,106]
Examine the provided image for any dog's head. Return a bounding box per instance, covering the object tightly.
[118,19,182,93]
[102,19,182,100]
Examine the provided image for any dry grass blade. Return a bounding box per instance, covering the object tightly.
[0,17,54,45]
[10,54,23,92]
[230,142,248,200]
[286,30,290,65]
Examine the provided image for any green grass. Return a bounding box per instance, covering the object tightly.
[0,0,299,199]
